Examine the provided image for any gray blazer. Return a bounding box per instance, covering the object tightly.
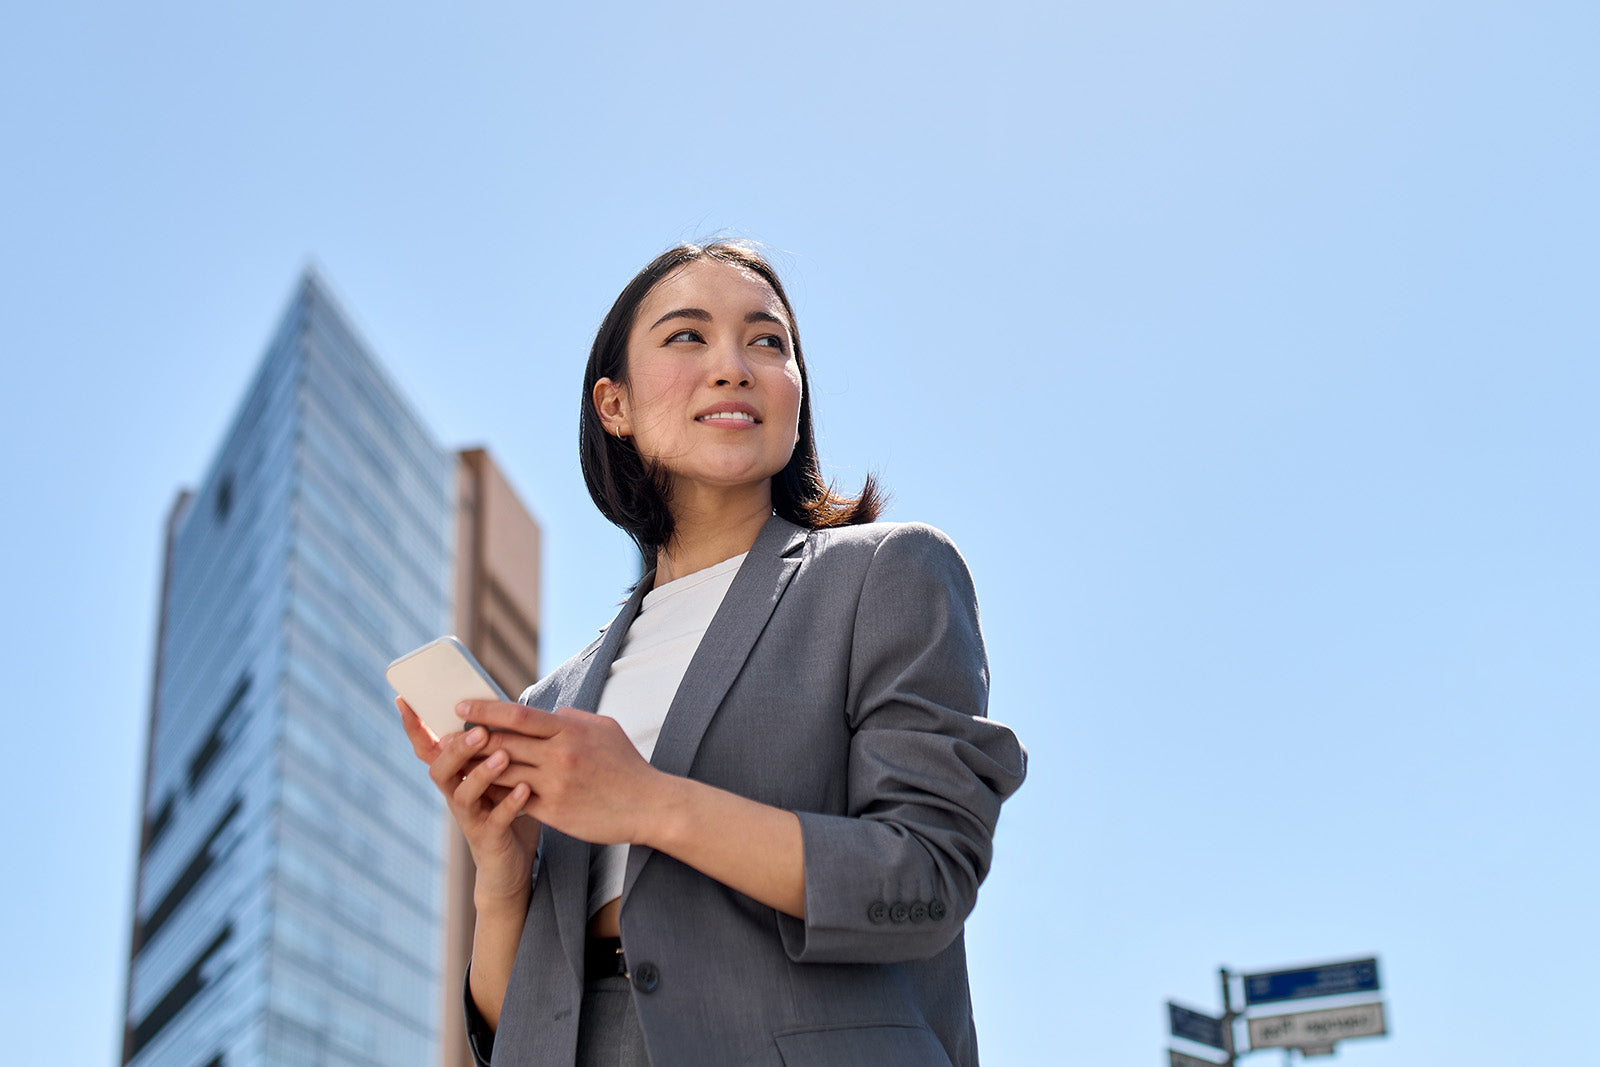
[484,516,1026,1066]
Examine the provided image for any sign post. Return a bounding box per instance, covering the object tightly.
[1166,957,1387,1062]
[1219,967,1237,1067]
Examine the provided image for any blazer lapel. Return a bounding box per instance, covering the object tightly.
[622,515,807,899]
[544,579,651,981]
[540,830,590,984]
[571,578,653,709]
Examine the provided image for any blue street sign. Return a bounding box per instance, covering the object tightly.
[1243,958,1381,1006]
[1168,1002,1226,1050]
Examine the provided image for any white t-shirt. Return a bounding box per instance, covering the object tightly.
[587,552,746,917]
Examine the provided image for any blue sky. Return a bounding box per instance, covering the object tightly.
[3,2,1595,1063]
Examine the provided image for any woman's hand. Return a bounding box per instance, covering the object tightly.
[456,700,670,847]
[459,699,806,919]
[397,698,541,905]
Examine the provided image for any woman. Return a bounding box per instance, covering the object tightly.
[399,242,1026,1066]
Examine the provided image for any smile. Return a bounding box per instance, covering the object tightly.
[696,412,758,424]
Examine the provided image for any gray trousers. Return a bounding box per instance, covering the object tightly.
[575,975,649,1067]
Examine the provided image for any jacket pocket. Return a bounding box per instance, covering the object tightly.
[771,1023,952,1067]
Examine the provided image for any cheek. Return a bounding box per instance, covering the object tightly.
[625,366,692,415]
[783,368,804,417]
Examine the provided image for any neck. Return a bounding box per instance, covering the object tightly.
[653,483,773,588]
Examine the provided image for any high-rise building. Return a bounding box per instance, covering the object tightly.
[122,271,539,1067]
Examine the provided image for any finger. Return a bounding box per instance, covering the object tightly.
[456,699,563,738]
[480,762,539,796]
[428,726,488,792]
[478,730,549,767]
[473,706,605,766]
[397,698,442,760]
[453,747,509,811]
[486,781,531,829]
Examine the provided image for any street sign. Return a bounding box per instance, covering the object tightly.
[1169,1050,1222,1067]
[1168,1002,1226,1050]
[1247,1001,1387,1050]
[1243,957,1380,1005]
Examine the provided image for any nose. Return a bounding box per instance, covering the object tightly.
[708,341,753,388]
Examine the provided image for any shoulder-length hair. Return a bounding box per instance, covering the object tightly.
[579,242,883,557]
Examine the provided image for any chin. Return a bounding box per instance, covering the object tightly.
[671,465,784,497]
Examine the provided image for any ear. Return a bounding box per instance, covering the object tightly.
[593,377,629,437]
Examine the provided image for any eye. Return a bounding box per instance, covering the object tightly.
[751,334,787,352]
[665,328,704,344]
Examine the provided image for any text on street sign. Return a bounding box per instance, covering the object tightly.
[1247,1001,1387,1050]
[1168,1002,1226,1050]
[1243,957,1380,1005]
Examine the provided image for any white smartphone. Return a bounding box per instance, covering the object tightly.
[386,636,508,739]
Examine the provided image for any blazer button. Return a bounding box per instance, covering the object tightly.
[928,899,947,921]
[890,902,911,923]
[910,902,928,923]
[632,961,661,994]
[867,901,889,924]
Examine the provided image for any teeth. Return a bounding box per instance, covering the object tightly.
[698,412,755,422]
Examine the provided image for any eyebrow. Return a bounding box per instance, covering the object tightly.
[649,307,790,331]
[650,307,711,330]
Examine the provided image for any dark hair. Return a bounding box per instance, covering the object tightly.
[580,242,883,556]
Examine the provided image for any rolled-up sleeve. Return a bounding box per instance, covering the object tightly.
[779,523,1027,963]
[462,967,495,1067]
[459,841,543,1066]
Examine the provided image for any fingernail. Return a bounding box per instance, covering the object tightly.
[455,702,471,718]
[486,750,507,769]
[466,728,486,747]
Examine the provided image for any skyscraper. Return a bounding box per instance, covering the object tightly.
[123,271,539,1067]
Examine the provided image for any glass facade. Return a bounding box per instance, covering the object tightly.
[126,273,454,1067]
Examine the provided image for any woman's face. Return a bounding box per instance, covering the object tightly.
[594,258,804,504]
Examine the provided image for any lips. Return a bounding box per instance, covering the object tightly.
[695,403,760,424]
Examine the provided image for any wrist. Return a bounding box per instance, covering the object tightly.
[473,877,531,914]
[636,771,693,853]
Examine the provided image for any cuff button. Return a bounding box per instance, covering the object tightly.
[910,901,928,923]
[929,899,947,921]
[867,900,889,924]
[890,902,911,923]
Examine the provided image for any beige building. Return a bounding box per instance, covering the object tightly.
[440,448,542,1067]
